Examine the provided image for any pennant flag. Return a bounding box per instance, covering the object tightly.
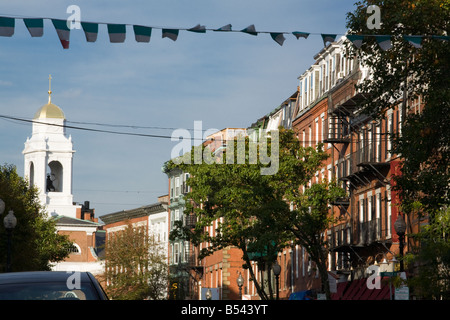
[292,31,309,39]
[188,24,206,33]
[241,24,257,36]
[270,32,285,46]
[432,35,449,41]
[162,29,179,41]
[375,35,392,51]
[107,24,126,43]
[133,25,152,42]
[214,24,232,32]
[51,19,70,49]
[23,18,43,37]
[81,22,98,42]
[0,17,14,37]
[321,34,337,46]
[346,34,364,48]
[403,35,422,48]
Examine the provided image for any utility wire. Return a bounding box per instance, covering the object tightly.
[0,113,393,143]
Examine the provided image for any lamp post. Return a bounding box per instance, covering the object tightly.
[236,272,244,300]
[394,214,406,272]
[272,261,281,300]
[3,209,17,272]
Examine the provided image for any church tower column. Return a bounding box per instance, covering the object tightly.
[23,75,80,218]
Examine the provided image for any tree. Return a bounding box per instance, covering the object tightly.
[405,206,450,299]
[345,0,450,215]
[0,164,73,272]
[104,221,168,300]
[168,128,345,299]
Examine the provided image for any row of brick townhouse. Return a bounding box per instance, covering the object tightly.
[99,35,424,300]
[164,35,425,300]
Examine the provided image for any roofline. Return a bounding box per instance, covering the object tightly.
[100,202,168,225]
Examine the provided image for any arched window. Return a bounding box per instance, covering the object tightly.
[29,162,35,187]
[68,243,81,255]
[47,161,63,192]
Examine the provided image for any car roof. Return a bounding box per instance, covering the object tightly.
[0,271,93,285]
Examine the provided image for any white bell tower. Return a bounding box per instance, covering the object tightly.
[23,75,80,218]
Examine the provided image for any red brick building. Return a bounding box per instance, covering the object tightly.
[53,202,104,275]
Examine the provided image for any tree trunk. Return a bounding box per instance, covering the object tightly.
[241,244,269,300]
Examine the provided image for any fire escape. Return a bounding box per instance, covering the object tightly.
[325,91,391,272]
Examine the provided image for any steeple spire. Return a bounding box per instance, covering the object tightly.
[48,74,52,104]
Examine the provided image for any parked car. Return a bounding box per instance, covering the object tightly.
[0,271,108,300]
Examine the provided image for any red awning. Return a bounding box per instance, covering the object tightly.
[331,281,348,300]
[341,279,366,300]
[333,277,393,300]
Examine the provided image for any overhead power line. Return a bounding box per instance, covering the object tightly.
[0,113,393,144]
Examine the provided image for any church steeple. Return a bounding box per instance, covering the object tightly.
[48,74,52,104]
[33,75,65,120]
[23,76,78,218]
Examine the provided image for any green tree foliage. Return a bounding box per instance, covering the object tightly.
[0,164,73,272]
[167,128,345,299]
[104,221,168,300]
[346,0,450,214]
[405,207,450,299]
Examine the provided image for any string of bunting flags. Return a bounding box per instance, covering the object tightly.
[0,15,448,49]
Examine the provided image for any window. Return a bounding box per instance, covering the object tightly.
[68,243,81,255]
[175,176,180,197]
[174,243,179,264]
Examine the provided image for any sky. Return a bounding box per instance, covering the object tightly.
[0,0,358,220]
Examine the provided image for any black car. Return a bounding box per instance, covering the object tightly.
[0,271,108,300]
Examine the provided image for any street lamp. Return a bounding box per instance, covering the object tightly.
[272,261,281,300]
[3,210,17,272]
[236,272,244,300]
[394,214,406,272]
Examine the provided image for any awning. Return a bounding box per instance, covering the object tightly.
[332,277,392,300]
[331,282,348,300]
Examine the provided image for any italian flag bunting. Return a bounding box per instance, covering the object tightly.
[162,29,179,41]
[51,19,70,49]
[81,22,98,42]
[0,17,15,37]
[107,24,126,43]
[133,25,152,43]
[270,33,285,46]
[188,24,206,33]
[376,35,392,51]
[241,24,257,36]
[292,31,309,39]
[321,34,337,46]
[214,24,232,32]
[23,18,43,37]
[403,35,422,48]
[346,34,364,48]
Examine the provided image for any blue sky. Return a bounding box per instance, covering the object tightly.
[0,0,358,219]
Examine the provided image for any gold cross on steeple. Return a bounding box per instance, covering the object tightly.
[48,74,52,104]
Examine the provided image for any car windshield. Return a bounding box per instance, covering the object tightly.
[0,282,100,300]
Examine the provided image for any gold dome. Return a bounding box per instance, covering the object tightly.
[33,102,65,120]
[34,75,65,120]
